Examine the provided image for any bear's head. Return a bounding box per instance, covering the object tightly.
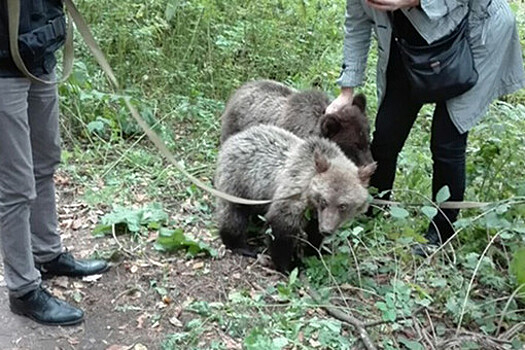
[308,151,377,236]
[320,93,373,166]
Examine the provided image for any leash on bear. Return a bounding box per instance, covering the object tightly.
[7,0,495,210]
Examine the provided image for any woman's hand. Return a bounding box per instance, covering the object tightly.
[326,87,354,114]
[366,0,420,11]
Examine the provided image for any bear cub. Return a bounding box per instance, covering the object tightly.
[215,124,376,272]
[220,79,373,166]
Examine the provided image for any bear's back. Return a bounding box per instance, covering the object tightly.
[216,125,302,201]
[220,81,295,143]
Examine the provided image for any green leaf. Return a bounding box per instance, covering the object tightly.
[383,309,396,322]
[435,186,450,204]
[510,248,525,289]
[272,337,288,348]
[288,268,298,286]
[154,228,217,257]
[421,206,438,219]
[390,206,409,219]
[87,120,106,134]
[399,338,424,350]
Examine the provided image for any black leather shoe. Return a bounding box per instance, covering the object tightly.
[9,286,84,326]
[36,252,109,279]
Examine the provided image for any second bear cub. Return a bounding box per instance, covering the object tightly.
[220,79,373,166]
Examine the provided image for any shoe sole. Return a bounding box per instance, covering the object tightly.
[10,306,84,327]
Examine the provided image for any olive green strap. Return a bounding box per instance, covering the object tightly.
[7,0,74,84]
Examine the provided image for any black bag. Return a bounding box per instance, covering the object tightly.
[391,13,478,103]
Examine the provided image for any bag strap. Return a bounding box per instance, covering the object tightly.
[7,0,74,84]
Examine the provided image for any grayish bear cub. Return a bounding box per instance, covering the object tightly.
[220,79,373,166]
[215,124,376,272]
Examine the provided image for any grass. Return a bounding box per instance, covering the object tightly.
[57,0,525,349]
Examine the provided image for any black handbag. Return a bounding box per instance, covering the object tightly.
[390,11,478,103]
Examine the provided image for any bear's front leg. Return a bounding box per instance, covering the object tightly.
[266,200,304,272]
[303,216,323,257]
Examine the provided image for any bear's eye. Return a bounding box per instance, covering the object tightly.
[320,198,328,208]
[338,204,348,211]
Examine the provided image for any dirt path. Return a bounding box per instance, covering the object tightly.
[0,173,286,350]
[0,215,281,350]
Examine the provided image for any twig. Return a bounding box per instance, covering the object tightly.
[300,275,377,350]
[499,321,525,340]
[456,229,505,335]
[111,286,140,304]
[496,284,525,336]
[425,308,437,341]
[346,237,362,290]
[364,306,425,328]
[111,224,136,258]
[437,329,512,350]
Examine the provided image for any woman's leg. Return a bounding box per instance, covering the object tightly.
[370,40,423,198]
[427,103,468,244]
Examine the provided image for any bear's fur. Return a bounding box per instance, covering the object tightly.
[215,124,376,272]
[220,79,373,166]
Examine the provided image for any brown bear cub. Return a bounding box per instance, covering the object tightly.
[220,79,373,166]
[215,124,376,272]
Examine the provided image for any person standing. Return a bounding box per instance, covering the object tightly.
[327,0,525,253]
[0,0,109,325]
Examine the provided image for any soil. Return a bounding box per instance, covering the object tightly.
[0,173,284,350]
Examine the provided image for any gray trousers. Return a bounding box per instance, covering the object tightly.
[0,72,63,298]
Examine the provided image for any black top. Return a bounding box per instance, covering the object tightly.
[0,0,65,77]
[392,10,427,46]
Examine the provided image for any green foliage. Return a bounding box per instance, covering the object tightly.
[510,247,525,291]
[155,227,217,257]
[61,0,525,348]
[93,203,168,238]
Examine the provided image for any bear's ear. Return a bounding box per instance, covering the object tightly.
[314,150,330,174]
[320,114,341,138]
[358,162,377,186]
[352,93,367,113]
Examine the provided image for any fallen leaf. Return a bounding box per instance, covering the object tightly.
[68,337,80,345]
[169,316,183,328]
[72,219,83,230]
[155,301,168,309]
[221,334,241,350]
[193,261,205,270]
[105,346,129,350]
[73,282,85,289]
[136,313,148,329]
[51,288,64,299]
[309,339,321,348]
[53,277,69,289]
[82,274,103,283]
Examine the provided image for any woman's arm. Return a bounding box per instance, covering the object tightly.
[337,0,373,89]
[328,0,372,113]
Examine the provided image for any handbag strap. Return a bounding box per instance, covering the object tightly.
[7,0,74,84]
[387,3,472,40]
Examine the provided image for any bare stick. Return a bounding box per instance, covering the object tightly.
[111,223,135,258]
[496,285,525,336]
[456,229,505,335]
